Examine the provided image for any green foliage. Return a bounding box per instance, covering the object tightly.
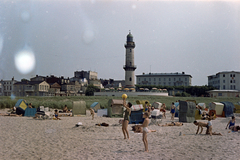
[85,85,99,96]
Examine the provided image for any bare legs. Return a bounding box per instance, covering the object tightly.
[142,131,148,152]
[122,120,130,139]
[171,113,175,121]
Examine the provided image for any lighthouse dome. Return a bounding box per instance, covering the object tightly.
[127,32,133,42]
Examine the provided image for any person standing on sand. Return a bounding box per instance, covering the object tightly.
[170,102,176,121]
[138,112,156,152]
[89,108,95,120]
[160,103,166,119]
[122,98,132,139]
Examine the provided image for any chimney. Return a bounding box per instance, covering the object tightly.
[182,72,185,74]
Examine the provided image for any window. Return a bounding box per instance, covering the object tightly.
[185,78,187,81]
[233,80,235,83]
[223,74,225,77]
[230,74,232,77]
[7,86,8,90]
[230,85,233,89]
[159,78,161,81]
[179,78,181,81]
[129,77,132,81]
[223,85,225,89]
[130,49,131,52]
[164,78,165,81]
[138,78,140,81]
[169,82,171,85]
[144,78,146,81]
[233,74,235,77]
[158,82,161,85]
[174,78,175,81]
[154,78,156,81]
[149,78,151,81]
[230,80,232,83]
[223,80,225,83]
[10,86,11,90]
[169,78,171,81]
[218,93,222,96]
[233,85,236,89]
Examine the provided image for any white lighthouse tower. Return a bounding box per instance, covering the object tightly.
[124,31,136,89]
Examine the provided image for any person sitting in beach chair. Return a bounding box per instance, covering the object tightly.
[89,108,94,120]
[53,109,61,120]
[63,105,71,113]
[158,122,183,127]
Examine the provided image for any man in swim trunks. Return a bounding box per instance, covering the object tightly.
[170,102,176,121]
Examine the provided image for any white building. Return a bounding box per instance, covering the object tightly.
[136,72,192,86]
[208,71,240,90]
[0,77,17,96]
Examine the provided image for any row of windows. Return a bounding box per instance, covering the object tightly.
[223,74,236,77]
[3,86,12,90]
[222,85,236,89]
[139,77,188,82]
[138,82,188,86]
[211,79,237,84]
[40,85,49,90]
[3,82,12,85]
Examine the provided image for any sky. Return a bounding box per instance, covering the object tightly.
[0,0,240,86]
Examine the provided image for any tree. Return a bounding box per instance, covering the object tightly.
[85,85,99,96]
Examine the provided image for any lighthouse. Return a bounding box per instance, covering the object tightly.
[124,31,136,88]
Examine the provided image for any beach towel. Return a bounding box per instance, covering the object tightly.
[131,104,143,111]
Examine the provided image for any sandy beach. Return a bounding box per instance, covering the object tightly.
[0,110,239,160]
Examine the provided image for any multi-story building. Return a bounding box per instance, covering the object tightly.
[74,70,98,81]
[136,72,192,86]
[0,77,17,96]
[13,80,50,96]
[208,71,240,90]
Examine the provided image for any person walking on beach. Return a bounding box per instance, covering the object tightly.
[170,102,176,121]
[122,97,132,139]
[89,108,95,120]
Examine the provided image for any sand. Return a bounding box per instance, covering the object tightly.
[0,110,239,160]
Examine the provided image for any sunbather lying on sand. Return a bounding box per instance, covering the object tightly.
[158,122,183,126]
[95,123,109,127]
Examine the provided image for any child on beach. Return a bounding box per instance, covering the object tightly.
[160,103,166,119]
[207,117,212,136]
[54,109,61,120]
[225,116,235,130]
[170,102,176,121]
[90,108,95,120]
[138,112,156,152]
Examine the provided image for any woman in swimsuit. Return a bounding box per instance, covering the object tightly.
[122,98,132,139]
[160,103,166,119]
[226,116,235,130]
[170,102,176,121]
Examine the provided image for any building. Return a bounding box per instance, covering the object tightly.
[48,82,61,96]
[124,31,136,88]
[208,71,240,90]
[207,90,240,98]
[74,70,98,81]
[13,80,50,96]
[0,77,17,96]
[136,72,192,86]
